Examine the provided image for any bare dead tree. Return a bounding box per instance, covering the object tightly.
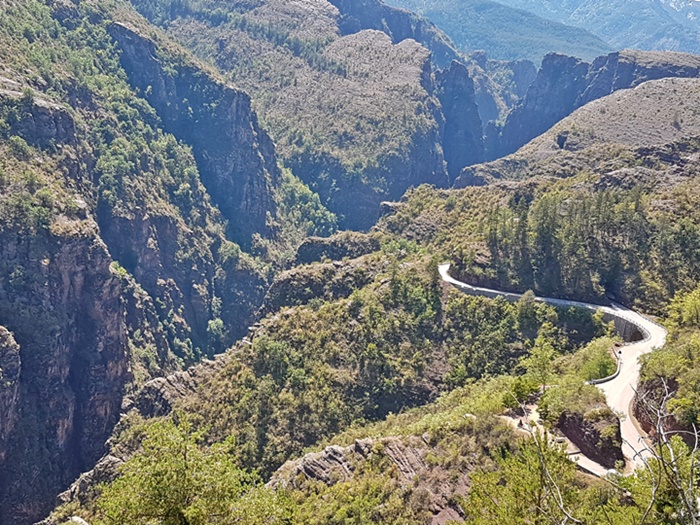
[631,378,700,525]
[507,391,583,525]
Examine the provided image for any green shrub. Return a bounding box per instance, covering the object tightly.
[94,416,291,525]
[8,136,31,160]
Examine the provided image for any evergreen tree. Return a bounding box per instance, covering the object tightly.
[96,416,290,525]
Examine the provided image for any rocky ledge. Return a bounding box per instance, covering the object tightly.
[558,407,623,469]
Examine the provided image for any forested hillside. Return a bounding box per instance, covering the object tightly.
[410,78,700,311]
[128,0,455,229]
[0,0,334,521]
[45,72,700,524]
[2,0,700,524]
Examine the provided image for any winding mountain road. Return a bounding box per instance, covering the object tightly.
[438,263,668,476]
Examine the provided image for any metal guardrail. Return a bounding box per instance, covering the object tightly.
[439,263,663,387]
[439,263,671,477]
[586,350,622,385]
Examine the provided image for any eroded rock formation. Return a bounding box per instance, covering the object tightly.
[109,22,280,248]
[495,50,700,159]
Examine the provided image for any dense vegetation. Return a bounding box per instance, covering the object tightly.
[70,330,689,524]
[0,0,335,367]
[6,0,700,523]
[639,282,700,427]
[45,191,640,523]
[128,0,447,229]
[383,141,700,314]
[46,99,700,525]
[0,0,338,521]
[157,252,605,477]
[94,417,290,525]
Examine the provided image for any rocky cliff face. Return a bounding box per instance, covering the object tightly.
[269,437,429,488]
[557,409,623,469]
[131,0,467,231]
[0,328,20,465]
[0,3,284,521]
[108,21,280,249]
[269,436,469,524]
[330,0,508,152]
[632,378,690,445]
[0,226,129,525]
[102,19,272,354]
[295,232,381,264]
[494,50,700,159]
[435,61,485,180]
[329,0,458,69]
[496,53,590,159]
[578,49,700,106]
[0,91,76,148]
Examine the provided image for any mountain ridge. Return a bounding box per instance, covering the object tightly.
[386,0,613,62]
[497,0,700,55]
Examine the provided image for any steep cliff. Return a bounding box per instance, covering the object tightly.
[0,2,284,522]
[579,49,700,106]
[0,327,20,465]
[466,53,536,122]
[0,224,129,525]
[518,77,700,157]
[329,0,521,138]
[130,0,452,231]
[282,30,448,230]
[328,0,458,69]
[495,53,592,158]
[0,91,76,148]
[435,61,485,179]
[108,21,280,249]
[494,49,700,159]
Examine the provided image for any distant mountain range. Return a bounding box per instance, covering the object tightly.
[384,0,613,62]
[496,0,700,55]
[388,0,700,61]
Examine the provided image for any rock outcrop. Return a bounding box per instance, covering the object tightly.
[0,327,20,465]
[262,258,377,314]
[558,407,623,469]
[435,61,485,180]
[633,378,689,445]
[269,436,468,523]
[0,91,76,148]
[108,21,280,248]
[0,226,129,525]
[128,353,230,419]
[496,53,591,159]
[494,50,700,159]
[49,454,124,521]
[329,0,458,69]
[295,232,381,264]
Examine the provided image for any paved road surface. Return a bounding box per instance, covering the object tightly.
[438,264,667,475]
